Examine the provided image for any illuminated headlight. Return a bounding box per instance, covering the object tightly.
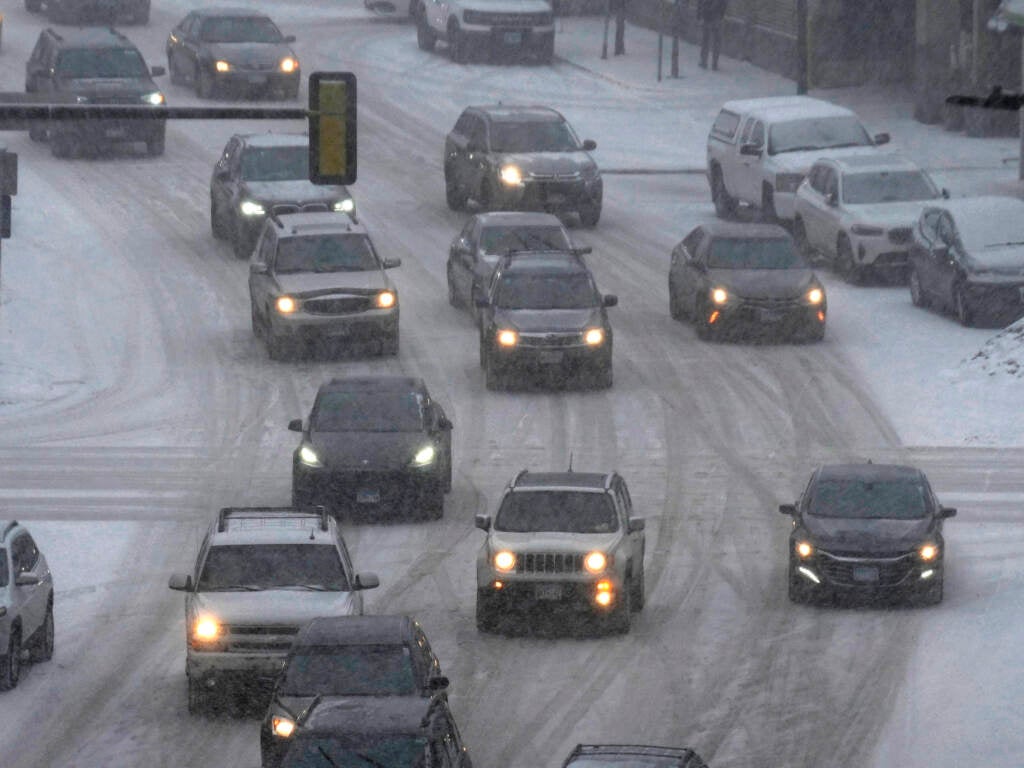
[497,329,518,347]
[775,173,804,193]
[271,716,296,738]
[74,95,90,104]
[240,200,265,217]
[280,57,299,73]
[493,551,516,572]
[583,328,605,346]
[142,91,165,106]
[214,60,231,73]
[193,616,221,642]
[276,296,298,314]
[499,165,523,186]
[375,291,396,309]
[851,223,886,237]
[795,541,814,559]
[583,551,607,573]
[805,287,824,305]
[333,198,355,213]
[711,287,729,305]
[411,445,436,467]
[298,444,322,467]
[919,544,939,561]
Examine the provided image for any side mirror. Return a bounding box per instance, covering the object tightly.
[779,503,797,516]
[739,143,762,157]
[581,139,597,151]
[628,517,645,533]
[150,65,166,77]
[428,675,450,691]
[438,416,453,430]
[284,34,297,43]
[941,188,950,199]
[572,246,593,256]
[250,262,268,274]
[382,257,402,269]
[354,572,380,590]
[939,506,957,519]
[933,244,950,260]
[474,514,491,531]
[873,132,890,145]
[288,418,304,432]
[15,573,40,587]
[602,294,618,307]
[168,573,193,591]
[825,191,838,207]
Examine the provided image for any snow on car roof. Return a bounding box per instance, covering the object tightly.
[721,96,855,122]
[476,211,564,227]
[275,211,365,236]
[211,512,336,546]
[475,105,564,122]
[239,132,310,148]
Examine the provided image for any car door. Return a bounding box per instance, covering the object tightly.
[911,210,941,297]
[167,14,194,75]
[679,228,709,317]
[445,113,475,191]
[249,226,277,319]
[10,533,44,637]
[799,164,829,250]
[615,479,643,570]
[820,167,843,259]
[449,219,476,305]
[463,117,490,202]
[334,535,363,614]
[212,137,241,214]
[179,15,205,78]
[930,213,960,306]
[428,399,453,479]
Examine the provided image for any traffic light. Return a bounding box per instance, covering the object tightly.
[308,72,356,185]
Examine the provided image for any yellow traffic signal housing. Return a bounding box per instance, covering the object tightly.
[309,72,356,185]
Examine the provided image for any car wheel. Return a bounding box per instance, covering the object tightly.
[668,280,683,320]
[448,22,468,63]
[444,453,453,493]
[908,266,929,308]
[422,483,444,520]
[761,184,778,223]
[417,14,437,51]
[447,266,460,307]
[266,327,290,361]
[28,600,54,663]
[169,54,184,85]
[444,165,468,211]
[380,330,399,356]
[146,132,165,157]
[250,303,263,338]
[695,300,714,341]
[233,221,253,260]
[804,322,825,343]
[837,234,861,284]
[710,165,737,219]
[629,564,644,611]
[210,200,229,240]
[187,675,208,715]
[578,202,601,228]
[50,131,77,159]
[0,630,21,691]
[478,179,495,212]
[954,283,974,327]
[604,587,631,634]
[475,590,499,633]
[591,364,613,390]
[197,68,215,99]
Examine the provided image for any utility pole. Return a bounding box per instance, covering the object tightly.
[0,149,16,288]
[796,0,808,94]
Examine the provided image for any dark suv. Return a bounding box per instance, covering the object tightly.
[477,251,616,390]
[25,27,166,157]
[444,105,602,226]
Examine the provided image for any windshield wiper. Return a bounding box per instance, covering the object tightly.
[984,241,1024,248]
[208,584,265,592]
[279,583,338,591]
[317,745,342,768]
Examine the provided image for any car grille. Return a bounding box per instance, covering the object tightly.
[737,296,798,309]
[818,552,914,587]
[88,95,147,105]
[464,10,552,26]
[888,227,913,244]
[225,624,300,653]
[527,173,582,183]
[271,203,331,215]
[517,332,582,348]
[515,552,584,574]
[303,296,374,315]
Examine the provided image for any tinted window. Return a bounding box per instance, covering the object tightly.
[568,757,688,768]
[0,549,7,588]
[493,272,597,309]
[711,109,740,140]
[842,171,939,204]
[199,17,284,43]
[276,235,379,273]
[313,391,424,433]
[281,645,417,695]
[198,544,350,591]
[707,238,804,269]
[808,478,929,519]
[281,736,428,768]
[479,226,570,255]
[55,48,148,79]
[489,120,579,152]
[768,116,872,154]
[495,491,619,533]
[241,146,308,181]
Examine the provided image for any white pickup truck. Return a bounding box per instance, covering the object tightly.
[706,96,890,222]
[413,0,555,63]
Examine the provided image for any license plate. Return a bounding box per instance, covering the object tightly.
[326,325,350,337]
[356,489,380,504]
[537,350,563,364]
[247,74,268,85]
[852,565,879,583]
[104,127,127,139]
[535,583,562,600]
[503,31,523,45]
[756,308,783,323]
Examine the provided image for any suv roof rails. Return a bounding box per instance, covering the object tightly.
[510,469,529,487]
[419,691,450,727]
[1,520,18,542]
[216,506,329,533]
[603,472,615,490]
[46,27,64,42]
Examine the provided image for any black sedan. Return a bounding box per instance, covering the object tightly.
[908,195,1024,327]
[780,463,956,605]
[562,744,709,768]
[166,8,300,99]
[668,221,826,341]
[290,376,453,519]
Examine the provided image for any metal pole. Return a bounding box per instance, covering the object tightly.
[658,12,664,81]
[796,0,808,94]
[602,0,611,58]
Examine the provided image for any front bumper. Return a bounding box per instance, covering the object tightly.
[709,300,825,339]
[477,574,625,613]
[489,338,611,376]
[792,551,942,597]
[187,649,288,685]
[293,466,441,511]
[51,117,164,146]
[494,175,601,213]
[269,306,397,346]
[852,234,912,270]
[459,25,554,56]
[210,68,300,93]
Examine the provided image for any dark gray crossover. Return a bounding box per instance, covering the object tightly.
[780,463,956,605]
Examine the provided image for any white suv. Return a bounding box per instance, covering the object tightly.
[1,520,55,691]
[706,96,890,222]
[168,507,379,714]
[414,0,555,63]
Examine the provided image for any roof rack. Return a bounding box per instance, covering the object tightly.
[419,691,450,727]
[216,506,329,533]
[603,472,616,490]
[46,28,63,41]
[510,469,529,488]
[1,520,18,542]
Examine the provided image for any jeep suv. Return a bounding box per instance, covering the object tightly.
[706,96,889,222]
[474,470,645,634]
[167,507,380,714]
[248,212,401,360]
[210,132,356,259]
[444,105,602,226]
[25,27,166,157]
[415,0,554,63]
[0,520,55,691]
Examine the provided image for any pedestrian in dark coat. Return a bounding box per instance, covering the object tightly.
[698,0,727,70]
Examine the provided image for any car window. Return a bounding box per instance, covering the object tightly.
[198,544,350,591]
[707,237,805,269]
[495,491,619,533]
[824,169,838,199]
[488,120,580,153]
[240,146,308,181]
[809,165,827,193]
[275,234,380,273]
[479,225,570,255]
[313,390,425,433]
[55,48,149,79]
[493,272,597,309]
[935,214,956,246]
[750,120,765,147]
[198,17,284,44]
[0,549,7,588]
[11,533,38,574]
[710,109,740,141]
[280,645,417,695]
[808,477,929,519]
[739,118,756,145]
[466,117,486,150]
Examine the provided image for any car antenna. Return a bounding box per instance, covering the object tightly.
[568,452,574,473]
[309,526,316,540]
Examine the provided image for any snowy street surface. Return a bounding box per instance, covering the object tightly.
[0,2,1022,766]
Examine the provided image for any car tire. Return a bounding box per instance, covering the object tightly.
[629,564,644,611]
[578,203,602,228]
[266,327,290,361]
[233,221,253,260]
[478,179,495,212]
[146,132,165,157]
[380,330,399,356]
[210,200,229,240]
[422,483,444,520]
[448,22,468,63]
[443,454,453,493]
[447,266,460,308]
[954,283,974,327]
[695,300,714,341]
[837,234,862,284]
[417,15,437,51]
[761,184,778,223]
[605,587,631,634]
[668,281,683,320]
[50,131,77,159]
[484,352,506,391]
[475,590,499,633]
[710,165,737,219]
[28,599,54,663]
[250,303,263,338]
[197,68,215,99]
[187,675,208,715]
[909,266,929,308]
[444,166,468,211]
[804,322,825,343]
[169,54,184,85]
[0,630,21,691]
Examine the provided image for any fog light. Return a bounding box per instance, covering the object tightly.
[797,566,820,584]
[497,329,517,347]
[795,541,813,559]
[215,60,231,73]
[595,591,612,607]
[920,569,934,580]
[817,310,825,322]
[493,580,504,589]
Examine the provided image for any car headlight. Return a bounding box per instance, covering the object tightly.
[411,445,436,467]
[775,173,804,193]
[333,198,355,213]
[276,296,298,314]
[142,91,164,106]
[74,95,90,104]
[375,291,396,309]
[215,60,231,73]
[192,616,221,642]
[851,223,886,237]
[497,329,518,347]
[280,57,299,73]
[493,550,516,572]
[240,200,265,217]
[298,444,322,467]
[500,165,523,186]
[711,287,730,305]
[583,328,605,346]
[919,543,939,561]
[581,164,600,181]
[805,287,824,305]
[583,551,607,573]
[271,716,296,738]
[795,541,814,559]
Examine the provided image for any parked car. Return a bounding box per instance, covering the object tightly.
[780,463,956,605]
[414,0,554,63]
[0,521,55,691]
[793,155,946,283]
[166,8,300,99]
[907,195,1024,327]
[561,744,709,768]
[706,96,889,221]
[667,222,826,342]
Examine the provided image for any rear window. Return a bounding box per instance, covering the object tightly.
[281,645,417,696]
[809,478,929,520]
[710,110,741,141]
[198,544,349,591]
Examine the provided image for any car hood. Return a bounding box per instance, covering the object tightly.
[193,589,360,626]
[461,0,552,12]
[965,245,1024,278]
[63,78,158,99]
[845,201,936,227]
[769,146,880,174]
[241,180,349,205]
[308,430,430,471]
[802,515,934,555]
[497,152,598,178]
[494,307,601,332]
[488,530,621,553]
[275,270,388,297]
[204,42,294,68]
[707,268,817,300]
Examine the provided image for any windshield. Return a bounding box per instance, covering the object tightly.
[953,212,1024,251]
[55,48,149,79]
[241,146,308,181]
[480,226,571,255]
[808,478,929,520]
[313,391,423,433]
[489,121,580,152]
[493,273,596,309]
[567,758,685,768]
[198,544,349,591]
[199,17,284,43]
[842,171,939,204]
[281,736,427,768]
[495,491,618,533]
[768,116,872,154]
[281,645,417,696]
[707,238,804,269]
[276,235,379,273]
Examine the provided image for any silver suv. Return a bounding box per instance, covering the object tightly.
[474,470,645,635]
[168,507,379,714]
[1,520,55,690]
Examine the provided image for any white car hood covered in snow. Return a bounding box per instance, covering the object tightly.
[191,588,361,627]
[845,200,936,228]
[275,270,388,296]
[488,529,621,555]
[460,0,552,12]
